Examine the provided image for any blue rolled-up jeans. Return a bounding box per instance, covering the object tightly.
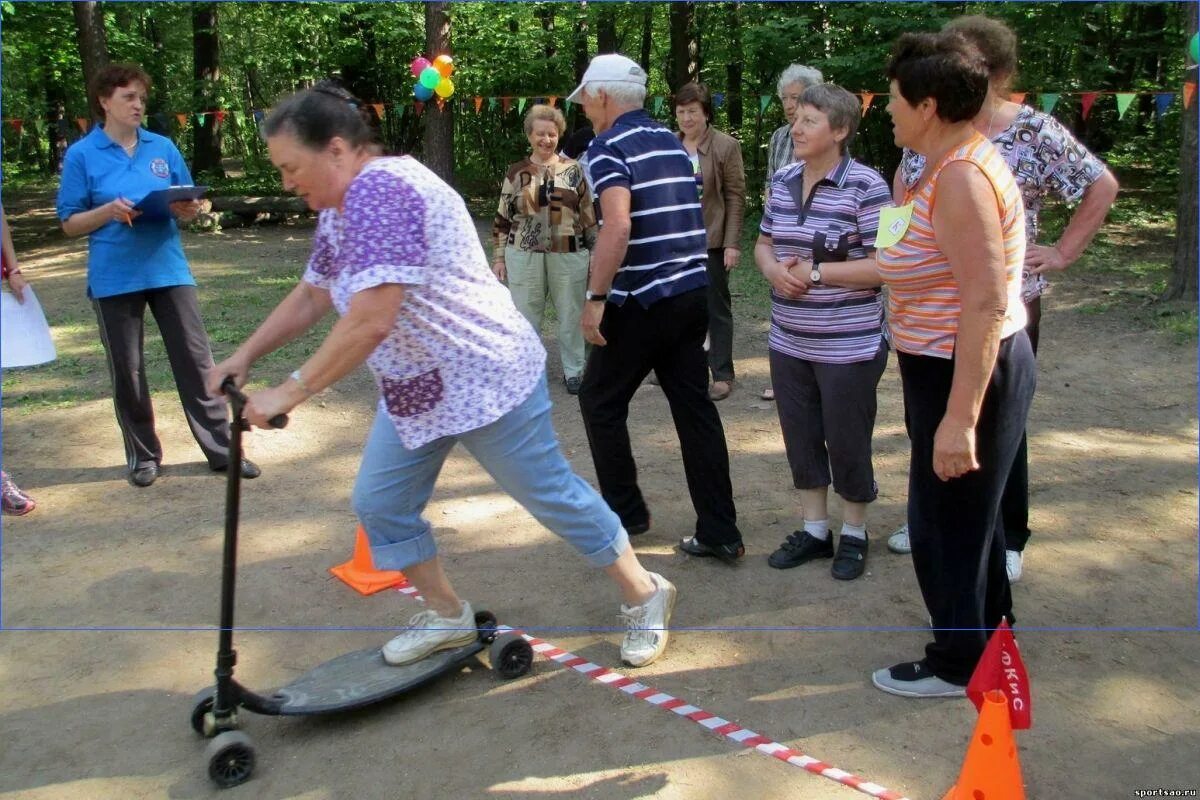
[352,373,629,571]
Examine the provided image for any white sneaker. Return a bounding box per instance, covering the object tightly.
[620,573,677,667]
[1005,549,1023,583]
[887,523,911,554]
[382,602,477,666]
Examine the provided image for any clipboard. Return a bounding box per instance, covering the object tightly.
[133,185,209,221]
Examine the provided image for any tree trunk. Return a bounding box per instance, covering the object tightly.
[72,0,109,116]
[573,2,589,83]
[1166,2,1198,301]
[668,2,697,92]
[536,6,555,60]
[597,5,617,54]
[423,1,454,185]
[639,6,653,73]
[724,2,743,129]
[191,3,224,178]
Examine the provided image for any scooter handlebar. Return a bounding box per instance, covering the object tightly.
[220,377,289,429]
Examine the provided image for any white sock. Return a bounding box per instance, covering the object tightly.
[840,521,867,541]
[804,519,829,540]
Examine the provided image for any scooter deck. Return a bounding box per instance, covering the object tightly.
[267,639,486,715]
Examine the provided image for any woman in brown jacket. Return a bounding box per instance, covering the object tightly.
[674,82,746,401]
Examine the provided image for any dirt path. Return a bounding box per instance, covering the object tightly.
[2,199,1198,799]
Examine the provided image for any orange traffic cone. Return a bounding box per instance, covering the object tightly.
[329,525,408,595]
[942,690,1025,800]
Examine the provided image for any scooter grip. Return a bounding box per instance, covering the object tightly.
[220,377,289,429]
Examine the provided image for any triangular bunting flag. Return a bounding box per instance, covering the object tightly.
[252,110,264,124]
[501,97,511,114]
[713,92,725,108]
[548,95,558,108]
[154,112,168,129]
[76,117,89,133]
[1080,92,1098,120]
[1039,93,1059,114]
[436,97,446,112]
[517,97,527,114]
[860,92,874,117]
[653,96,665,115]
[1115,93,1136,119]
[9,119,22,134]
[372,103,384,120]
[56,118,68,134]
[966,619,1032,730]
[474,96,483,114]
[1009,92,1027,105]
[489,97,498,112]
[215,110,227,125]
[759,94,771,112]
[196,112,207,126]
[414,100,425,117]
[1155,93,1175,120]
[176,113,188,127]
[1185,82,1197,110]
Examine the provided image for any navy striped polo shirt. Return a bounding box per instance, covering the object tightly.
[586,109,709,308]
[761,156,891,364]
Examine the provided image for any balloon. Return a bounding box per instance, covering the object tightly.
[1190,32,1199,63]
[433,54,454,78]
[413,83,434,102]
[410,56,431,79]
[419,66,441,90]
[434,78,455,99]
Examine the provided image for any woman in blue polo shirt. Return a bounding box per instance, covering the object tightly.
[56,63,256,488]
[754,83,891,581]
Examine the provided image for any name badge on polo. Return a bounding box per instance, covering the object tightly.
[875,203,914,249]
[150,158,170,179]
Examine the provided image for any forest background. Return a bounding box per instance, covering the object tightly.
[1,1,1196,297]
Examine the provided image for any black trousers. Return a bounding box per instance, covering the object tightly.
[705,248,735,382]
[578,288,741,546]
[998,296,1041,552]
[900,331,1036,684]
[93,285,231,472]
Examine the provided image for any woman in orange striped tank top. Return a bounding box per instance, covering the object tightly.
[870,31,1036,699]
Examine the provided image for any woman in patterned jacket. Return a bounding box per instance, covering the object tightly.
[209,83,677,671]
[886,16,1118,584]
[492,104,597,395]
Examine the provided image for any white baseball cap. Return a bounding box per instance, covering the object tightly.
[566,54,648,104]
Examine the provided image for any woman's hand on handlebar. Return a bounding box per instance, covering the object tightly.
[207,356,250,398]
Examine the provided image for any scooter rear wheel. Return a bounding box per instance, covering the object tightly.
[190,687,215,736]
[490,632,534,679]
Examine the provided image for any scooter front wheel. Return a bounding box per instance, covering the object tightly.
[206,730,256,788]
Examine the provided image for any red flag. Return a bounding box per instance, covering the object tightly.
[414,101,425,117]
[215,110,227,125]
[76,117,89,132]
[501,96,512,114]
[1185,82,1197,110]
[547,95,558,108]
[1009,92,1027,105]
[371,103,385,120]
[967,619,1032,730]
[175,113,189,128]
[1080,92,1098,120]
[9,119,22,134]
[473,96,483,114]
[859,92,874,117]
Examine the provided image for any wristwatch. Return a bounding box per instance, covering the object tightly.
[585,290,608,302]
[809,265,822,285]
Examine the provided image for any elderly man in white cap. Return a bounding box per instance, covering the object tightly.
[569,54,745,566]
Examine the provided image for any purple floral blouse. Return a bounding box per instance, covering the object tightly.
[304,157,545,449]
[900,106,1106,302]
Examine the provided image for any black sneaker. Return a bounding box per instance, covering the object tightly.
[767,530,833,569]
[678,535,744,565]
[564,376,582,395]
[831,534,868,580]
[871,660,966,698]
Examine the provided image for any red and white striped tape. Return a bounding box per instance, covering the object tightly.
[393,580,910,800]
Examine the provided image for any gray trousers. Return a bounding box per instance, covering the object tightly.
[705,248,735,382]
[93,285,231,471]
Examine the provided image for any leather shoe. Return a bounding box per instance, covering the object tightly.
[708,380,733,401]
[831,534,868,581]
[678,535,744,565]
[767,530,833,569]
[625,514,651,536]
[213,459,261,479]
[129,463,159,488]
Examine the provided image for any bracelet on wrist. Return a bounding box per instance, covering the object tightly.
[289,369,314,397]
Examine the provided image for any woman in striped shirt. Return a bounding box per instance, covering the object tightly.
[871,31,1036,699]
[755,84,891,583]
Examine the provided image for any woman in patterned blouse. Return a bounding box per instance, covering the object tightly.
[210,83,677,671]
[886,16,1119,584]
[492,104,597,396]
